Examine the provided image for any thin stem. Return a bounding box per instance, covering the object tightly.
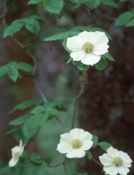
[13,38,49,104]
[72,71,87,128]
[92,156,102,168]
[37,86,48,104]
[13,38,37,75]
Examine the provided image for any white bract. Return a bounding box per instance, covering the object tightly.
[66,31,109,66]
[99,146,132,175]
[9,140,24,167]
[57,128,93,158]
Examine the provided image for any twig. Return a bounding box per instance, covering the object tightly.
[13,38,37,75]
[36,86,48,104]
[92,156,102,168]
[72,71,88,128]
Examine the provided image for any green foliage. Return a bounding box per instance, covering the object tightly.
[28,0,42,4]
[0,61,33,82]
[70,0,125,8]
[115,10,134,27]
[75,63,88,71]
[70,0,101,8]
[12,99,38,112]
[43,26,105,41]
[4,15,41,37]
[98,141,112,151]
[101,0,118,7]
[87,152,93,160]
[30,154,44,165]
[28,0,64,14]
[92,135,99,145]
[43,0,64,14]
[3,20,24,38]
[95,53,114,71]
[9,100,67,143]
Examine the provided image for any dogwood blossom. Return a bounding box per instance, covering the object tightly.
[9,140,24,167]
[66,31,109,66]
[99,146,132,175]
[57,128,93,158]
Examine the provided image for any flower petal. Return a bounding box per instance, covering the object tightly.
[82,139,93,150]
[66,150,85,158]
[107,147,121,158]
[119,152,133,167]
[99,153,112,166]
[118,167,130,175]
[9,157,19,167]
[92,31,109,44]
[57,142,72,154]
[103,166,118,175]
[81,54,101,66]
[70,51,85,61]
[66,35,84,52]
[93,43,109,55]
[79,31,109,45]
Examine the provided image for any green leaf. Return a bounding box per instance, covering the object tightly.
[50,154,65,166]
[22,114,43,143]
[43,0,64,14]
[64,160,77,175]
[30,153,43,165]
[95,57,109,71]
[127,18,134,27]
[24,16,40,34]
[43,29,79,41]
[30,105,45,114]
[92,135,99,145]
[115,10,134,27]
[28,0,42,5]
[13,99,36,112]
[103,53,114,61]
[9,115,28,126]
[8,62,20,82]
[0,64,9,78]
[3,15,41,37]
[0,61,33,82]
[17,62,33,73]
[76,63,88,71]
[3,20,24,37]
[101,0,118,7]
[98,141,112,151]
[71,0,101,7]
[86,0,101,8]
[43,26,104,41]
[87,152,93,160]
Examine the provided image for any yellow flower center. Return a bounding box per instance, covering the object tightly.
[82,42,94,54]
[112,157,123,167]
[71,139,82,149]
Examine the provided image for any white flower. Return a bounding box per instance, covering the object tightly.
[9,140,24,167]
[66,31,109,66]
[57,128,93,158]
[99,146,133,175]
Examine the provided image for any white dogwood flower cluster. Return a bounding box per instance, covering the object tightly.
[66,31,109,66]
[57,128,93,158]
[99,146,133,175]
[57,128,132,175]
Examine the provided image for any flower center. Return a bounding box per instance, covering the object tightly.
[112,157,123,167]
[82,42,94,54]
[71,139,82,149]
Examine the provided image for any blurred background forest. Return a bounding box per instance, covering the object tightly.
[0,0,134,174]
